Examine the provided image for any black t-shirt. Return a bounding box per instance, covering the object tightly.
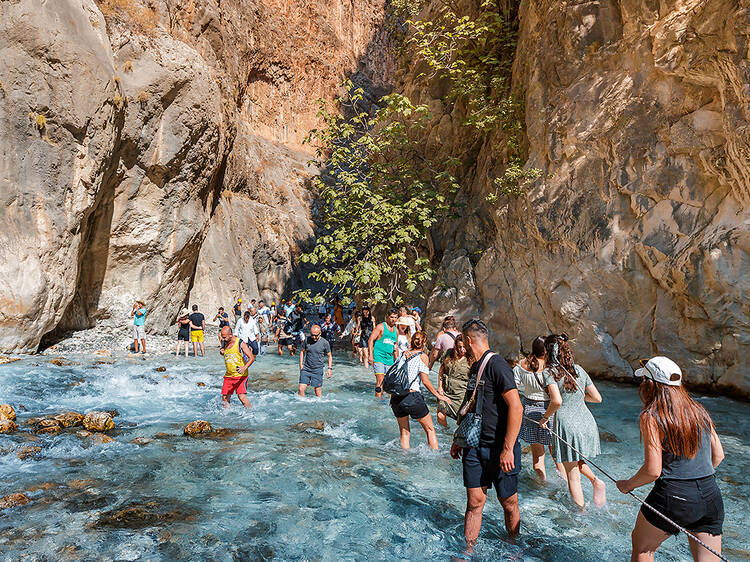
[189,312,205,330]
[464,351,518,449]
[286,312,304,333]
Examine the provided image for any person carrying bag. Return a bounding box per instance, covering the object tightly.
[454,352,495,448]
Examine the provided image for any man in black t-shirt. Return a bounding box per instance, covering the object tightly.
[188,305,206,358]
[450,319,522,552]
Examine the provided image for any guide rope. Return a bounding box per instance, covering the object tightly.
[524,415,728,561]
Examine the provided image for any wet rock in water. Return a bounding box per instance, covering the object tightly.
[208,427,236,439]
[91,433,115,445]
[184,420,212,436]
[153,432,172,439]
[0,404,16,421]
[0,493,30,510]
[26,416,45,426]
[49,357,79,366]
[34,419,62,434]
[131,437,152,446]
[26,482,55,492]
[93,499,198,529]
[599,431,620,443]
[289,420,325,432]
[155,366,166,372]
[197,382,206,387]
[69,378,86,387]
[106,409,119,418]
[82,411,114,432]
[0,420,18,434]
[17,445,41,460]
[0,356,21,365]
[54,411,83,428]
[76,430,93,439]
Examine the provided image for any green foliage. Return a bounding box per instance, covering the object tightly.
[301,81,460,306]
[408,0,542,199]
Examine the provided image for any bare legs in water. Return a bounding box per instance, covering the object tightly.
[396,414,438,450]
[562,460,606,508]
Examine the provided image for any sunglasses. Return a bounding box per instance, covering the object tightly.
[462,318,488,332]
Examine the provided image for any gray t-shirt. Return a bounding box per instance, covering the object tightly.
[301,336,331,373]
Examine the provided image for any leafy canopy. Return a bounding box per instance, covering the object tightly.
[300,82,460,305]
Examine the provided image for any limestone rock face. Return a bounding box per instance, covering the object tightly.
[424,0,750,395]
[0,0,391,349]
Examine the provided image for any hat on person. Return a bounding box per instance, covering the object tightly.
[412,307,422,314]
[179,307,189,317]
[238,298,242,303]
[634,356,683,386]
[396,316,412,326]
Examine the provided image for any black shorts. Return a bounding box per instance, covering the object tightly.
[177,330,190,341]
[247,340,260,356]
[390,391,429,420]
[359,335,370,348]
[642,475,724,536]
[462,444,521,498]
[279,337,294,347]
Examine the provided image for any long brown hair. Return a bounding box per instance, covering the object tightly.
[443,334,466,369]
[527,336,546,373]
[544,333,578,392]
[410,331,426,351]
[639,378,713,458]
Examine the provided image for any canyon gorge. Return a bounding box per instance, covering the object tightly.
[0,0,748,396]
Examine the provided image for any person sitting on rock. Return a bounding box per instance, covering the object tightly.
[219,326,255,408]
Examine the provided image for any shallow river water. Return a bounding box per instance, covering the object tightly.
[1,342,749,561]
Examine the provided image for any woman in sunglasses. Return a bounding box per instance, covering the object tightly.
[616,357,725,561]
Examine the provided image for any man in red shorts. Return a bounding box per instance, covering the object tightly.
[218,326,255,408]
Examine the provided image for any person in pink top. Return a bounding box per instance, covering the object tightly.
[429,315,461,369]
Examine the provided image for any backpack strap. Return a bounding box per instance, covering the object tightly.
[447,331,458,341]
[458,352,495,417]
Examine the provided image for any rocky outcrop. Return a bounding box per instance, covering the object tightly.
[422,0,750,395]
[0,0,391,351]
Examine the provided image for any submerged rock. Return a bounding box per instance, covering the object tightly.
[0,404,16,421]
[82,412,114,432]
[0,493,30,510]
[599,431,620,443]
[91,433,115,445]
[93,500,199,529]
[76,430,93,439]
[17,445,42,460]
[289,420,325,432]
[130,437,152,446]
[34,419,62,434]
[184,421,212,436]
[49,357,79,367]
[0,420,17,434]
[54,411,83,428]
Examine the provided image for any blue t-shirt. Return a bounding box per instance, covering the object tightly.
[133,307,146,326]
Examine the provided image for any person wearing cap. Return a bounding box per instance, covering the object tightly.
[130,300,147,354]
[393,316,411,361]
[616,356,725,561]
[233,298,243,324]
[175,307,191,357]
[411,307,422,331]
[397,306,417,337]
[538,333,606,508]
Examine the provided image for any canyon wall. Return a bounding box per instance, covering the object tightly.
[422,0,750,395]
[0,0,390,350]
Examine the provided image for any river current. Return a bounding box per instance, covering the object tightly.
[1,338,748,561]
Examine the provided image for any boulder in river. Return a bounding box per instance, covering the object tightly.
[289,420,325,432]
[34,419,62,434]
[130,437,152,446]
[0,404,16,421]
[155,366,166,372]
[184,421,212,436]
[91,434,115,445]
[0,356,21,365]
[17,445,42,460]
[0,420,17,434]
[0,493,30,510]
[106,409,120,418]
[82,412,114,432]
[76,430,93,439]
[54,411,83,428]
[196,382,206,387]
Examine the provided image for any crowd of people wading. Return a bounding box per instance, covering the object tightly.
[128,296,727,560]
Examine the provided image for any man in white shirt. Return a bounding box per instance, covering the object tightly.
[233,309,260,357]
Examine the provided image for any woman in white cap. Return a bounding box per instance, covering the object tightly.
[616,356,725,561]
[175,307,191,357]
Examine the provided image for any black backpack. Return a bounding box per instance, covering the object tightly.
[382,352,423,397]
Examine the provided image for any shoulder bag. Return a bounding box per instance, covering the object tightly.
[453,352,496,448]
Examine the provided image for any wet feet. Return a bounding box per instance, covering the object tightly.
[593,478,607,507]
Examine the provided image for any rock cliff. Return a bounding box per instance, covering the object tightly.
[421,0,750,395]
[0,0,390,350]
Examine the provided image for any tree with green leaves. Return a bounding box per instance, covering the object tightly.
[299,82,460,306]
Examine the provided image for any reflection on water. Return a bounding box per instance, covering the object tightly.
[0,347,748,560]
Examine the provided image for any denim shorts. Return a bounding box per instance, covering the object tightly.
[299,369,323,388]
[642,475,724,536]
[462,443,521,498]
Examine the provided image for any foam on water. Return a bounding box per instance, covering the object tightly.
[0,343,749,560]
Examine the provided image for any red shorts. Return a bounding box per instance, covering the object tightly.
[222,376,248,396]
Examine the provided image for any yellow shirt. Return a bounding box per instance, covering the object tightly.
[223,338,245,377]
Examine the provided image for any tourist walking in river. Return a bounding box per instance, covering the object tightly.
[514,337,566,482]
[175,307,191,357]
[298,324,333,398]
[616,356,725,562]
[234,309,259,358]
[429,315,461,369]
[393,317,411,361]
[436,334,471,427]
[357,307,374,365]
[274,310,295,356]
[130,300,147,354]
[189,305,206,358]
[450,319,523,549]
[369,309,399,398]
[539,333,606,508]
[233,298,243,325]
[397,306,417,337]
[219,326,254,408]
[389,331,448,450]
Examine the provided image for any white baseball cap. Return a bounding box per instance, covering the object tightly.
[634,356,683,386]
